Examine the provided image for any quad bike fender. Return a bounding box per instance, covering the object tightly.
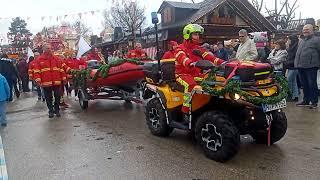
[156,85,184,109]
[145,84,183,109]
[191,92,211,112]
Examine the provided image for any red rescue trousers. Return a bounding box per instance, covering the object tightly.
[176,74,203,114]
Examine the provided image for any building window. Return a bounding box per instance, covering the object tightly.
[163,7,172,24]
[207,5,235,25]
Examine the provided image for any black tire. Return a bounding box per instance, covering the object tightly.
[251,111,287,145]
[145,98,173,137]
[78,90,88,110]
[195,111,240,162]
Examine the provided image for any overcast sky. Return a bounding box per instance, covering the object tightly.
[0,0,319,39]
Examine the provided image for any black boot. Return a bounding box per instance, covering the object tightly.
[49,112,54,118]
[182,114,190,126]
[55,111,61,117]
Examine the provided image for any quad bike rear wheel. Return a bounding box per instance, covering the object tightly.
[146,98,173,137]
[250,111,287,145]
[195,111,240,162]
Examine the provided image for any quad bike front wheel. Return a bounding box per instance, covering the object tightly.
[145,98,173,137]
[195,111,240,162]
[250,111,287,145]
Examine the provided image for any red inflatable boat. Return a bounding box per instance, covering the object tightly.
[83,59,152,88]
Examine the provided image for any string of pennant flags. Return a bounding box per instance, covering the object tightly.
[0,9,105,22]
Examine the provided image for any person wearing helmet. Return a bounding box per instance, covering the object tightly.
[174,24,224,117]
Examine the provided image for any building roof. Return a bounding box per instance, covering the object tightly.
[159,0,276,32]
[187,0,225,23]
[158,1,200,13]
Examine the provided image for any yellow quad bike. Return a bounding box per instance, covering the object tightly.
[141,58,288,162]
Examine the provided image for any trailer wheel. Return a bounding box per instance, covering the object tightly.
[78,90,88,110]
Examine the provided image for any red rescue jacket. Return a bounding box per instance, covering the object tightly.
[33,53,70,87]
[162,50,175,59]
[174,40,224,76]
[126,49,147,59]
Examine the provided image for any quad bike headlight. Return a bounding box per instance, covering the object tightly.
[233,93,241,100]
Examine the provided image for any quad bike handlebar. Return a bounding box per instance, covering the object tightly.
[194,60,229,70]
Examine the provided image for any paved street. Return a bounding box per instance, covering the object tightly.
[1,93,320,180]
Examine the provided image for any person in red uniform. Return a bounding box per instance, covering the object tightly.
[126,43,147,59]
[162,41,178,59]
[87,48,106,63]
[174,24,224,118]
[33,44,70,118]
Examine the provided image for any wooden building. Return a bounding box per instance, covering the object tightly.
[143,0,275,49]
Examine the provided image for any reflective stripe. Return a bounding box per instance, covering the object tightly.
[177,77,192,109]
[41,68,51,72]
[177,77,190,93]
[202,52,209,58]
[33,70,41,73]
[214,59,219,66]
[34,78,41,82]
[183,102,191,107]
[175,51,185,58]
[54,81,62,84]
[42,82,53,85]
[182,58,190,67]
[254,71,270,76]
[194,77,203,81]
[52,67,61,71]
[66,67,71,72]
[160,58,175,62]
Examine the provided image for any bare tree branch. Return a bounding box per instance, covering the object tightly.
[251,0,264,12]
[264,0,300,29]
[72,21,91,36]
[103,0,146,44]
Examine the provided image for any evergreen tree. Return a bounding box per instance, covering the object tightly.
[7,17,32,48]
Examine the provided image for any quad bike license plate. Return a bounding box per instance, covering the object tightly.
[262,98,286,112]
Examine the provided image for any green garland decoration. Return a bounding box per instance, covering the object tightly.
[71,58,146,88]
[200,70,289,105]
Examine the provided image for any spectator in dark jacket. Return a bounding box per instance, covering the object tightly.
[294,24,320,109]
[215,42,229,61]
[284,34,299,102]
[17,55,30,92]
[0,54,18,101]
[11,59,20,98]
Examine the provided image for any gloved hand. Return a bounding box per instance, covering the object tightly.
[192,49,203,57]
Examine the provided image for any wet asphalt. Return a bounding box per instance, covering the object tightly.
[1,92,320,180]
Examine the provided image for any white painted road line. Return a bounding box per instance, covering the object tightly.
[0,135,8,180]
